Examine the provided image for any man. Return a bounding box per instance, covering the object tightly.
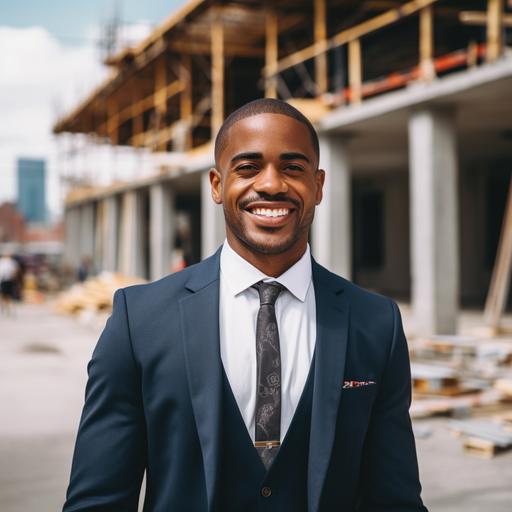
[64,99,428,511]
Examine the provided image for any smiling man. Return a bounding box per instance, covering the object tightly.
[64,99,428,512]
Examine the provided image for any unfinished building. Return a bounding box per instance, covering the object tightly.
[54,0,512,335]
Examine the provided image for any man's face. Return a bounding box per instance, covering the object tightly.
[210,113,325,259]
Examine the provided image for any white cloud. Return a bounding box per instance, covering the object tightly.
[0,26,108,217]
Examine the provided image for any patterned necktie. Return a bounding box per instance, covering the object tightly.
[252,280,285,470]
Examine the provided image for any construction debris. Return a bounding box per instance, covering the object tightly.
[54,272,146,315]
[410,333,512,457]
[411,362,473,396]
[449,418,512,458]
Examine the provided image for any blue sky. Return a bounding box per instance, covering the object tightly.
[0,0,187,45]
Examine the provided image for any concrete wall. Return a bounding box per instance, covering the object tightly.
[459,161,512,307]
[352,171,410,299]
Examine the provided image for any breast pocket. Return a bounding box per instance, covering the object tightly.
[337,384,378,438]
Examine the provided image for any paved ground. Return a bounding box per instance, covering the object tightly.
[1,301,511,511]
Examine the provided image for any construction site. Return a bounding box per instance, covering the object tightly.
[53,0,512,459]
[54,0,512,335]
[3,0,512,510]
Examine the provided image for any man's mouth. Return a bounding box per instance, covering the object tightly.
[250,207,290,218]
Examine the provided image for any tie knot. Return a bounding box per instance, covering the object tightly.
[253,281,285,306]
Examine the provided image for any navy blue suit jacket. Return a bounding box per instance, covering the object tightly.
[64,249,427,511]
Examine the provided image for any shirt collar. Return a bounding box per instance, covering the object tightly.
[220,239,312,302]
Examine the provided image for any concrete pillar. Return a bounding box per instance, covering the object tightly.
[150,182,175,280]
[408,107,459,335]
[64,207,81,268]
[79,203,95,265]
[93,200,104,272]
[312,133,352,279]
[201,170,225,259]
[102,196,119,272]
[118,190,145,278]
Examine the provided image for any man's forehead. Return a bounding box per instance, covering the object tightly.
[229,112,308,132]
[221,114,313,155]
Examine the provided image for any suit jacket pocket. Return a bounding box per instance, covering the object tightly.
[338,384,378,433]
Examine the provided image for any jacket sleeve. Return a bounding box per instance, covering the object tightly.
[357,299,428,512]
[63,289,146,512]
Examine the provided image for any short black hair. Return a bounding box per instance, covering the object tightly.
[214,98,320,166]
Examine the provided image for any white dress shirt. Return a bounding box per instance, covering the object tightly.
[219,240,317,442]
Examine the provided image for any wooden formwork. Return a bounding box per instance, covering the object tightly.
[53,0,510,156]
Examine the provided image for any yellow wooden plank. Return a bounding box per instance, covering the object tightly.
[265,5,279,98]
[348,39,362,104]
[314,0,328,94]
[484,178,512,328]
[419,6,435,81]
[211,8,225,135]
[486,0,504,61]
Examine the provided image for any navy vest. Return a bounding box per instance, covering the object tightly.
[217,359,315,512]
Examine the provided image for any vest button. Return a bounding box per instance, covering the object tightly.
[261,486,272,498]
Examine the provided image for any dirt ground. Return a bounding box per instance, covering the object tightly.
[1,302,511,512]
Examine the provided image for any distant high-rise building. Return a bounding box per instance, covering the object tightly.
[17,158,46,224]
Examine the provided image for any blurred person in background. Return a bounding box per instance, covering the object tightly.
[12,254,25,301]
[77,256,91,283]
[0,252,19,316]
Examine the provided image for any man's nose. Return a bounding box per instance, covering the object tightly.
[253,165,288,195]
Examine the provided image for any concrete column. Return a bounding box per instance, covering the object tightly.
[64,207,81,268]
[93,200,104,272]
[150,182,175,280]
[102,196,119,272]
[408,107,459,335]
[201,170,225,259]
[118,190,145,278]
[312,133,352,279]
[79,203,95,265]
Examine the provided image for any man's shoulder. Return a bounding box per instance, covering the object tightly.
[122,256,216,304]
[313,260,393,310]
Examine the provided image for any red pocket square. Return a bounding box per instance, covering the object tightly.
[343,380,376,389]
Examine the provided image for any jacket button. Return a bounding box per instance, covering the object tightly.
[261,486,272,498]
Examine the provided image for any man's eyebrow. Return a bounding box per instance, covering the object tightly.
[280,152,310,163]
[230,152,263,163]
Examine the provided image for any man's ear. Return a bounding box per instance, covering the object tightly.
[209,168,223,204]
[315,169,326,205]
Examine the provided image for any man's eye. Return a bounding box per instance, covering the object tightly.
[284,164,303,172]
[237,164,258,171]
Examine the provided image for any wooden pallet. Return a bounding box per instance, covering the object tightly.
[463,436,511,458]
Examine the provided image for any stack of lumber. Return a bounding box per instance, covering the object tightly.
[412,335,512,367]
[495,378,512,398]
[411,335,478,359]
[449,417,512,458]
[54,272,146,315]
[411,363,469,396]
[410,334,512,418]
[410,389,505,419]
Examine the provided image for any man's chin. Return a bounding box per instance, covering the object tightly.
[240,232,300,256]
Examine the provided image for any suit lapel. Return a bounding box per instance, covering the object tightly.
[308,261,350,512]
[179,250,223,512]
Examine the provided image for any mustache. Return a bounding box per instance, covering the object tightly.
[239,193,299,210]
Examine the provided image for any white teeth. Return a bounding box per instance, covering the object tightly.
[252,208,289,218]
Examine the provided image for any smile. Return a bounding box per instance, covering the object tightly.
[251,208,290,218]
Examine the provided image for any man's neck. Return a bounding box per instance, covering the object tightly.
[225,236,307,278]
